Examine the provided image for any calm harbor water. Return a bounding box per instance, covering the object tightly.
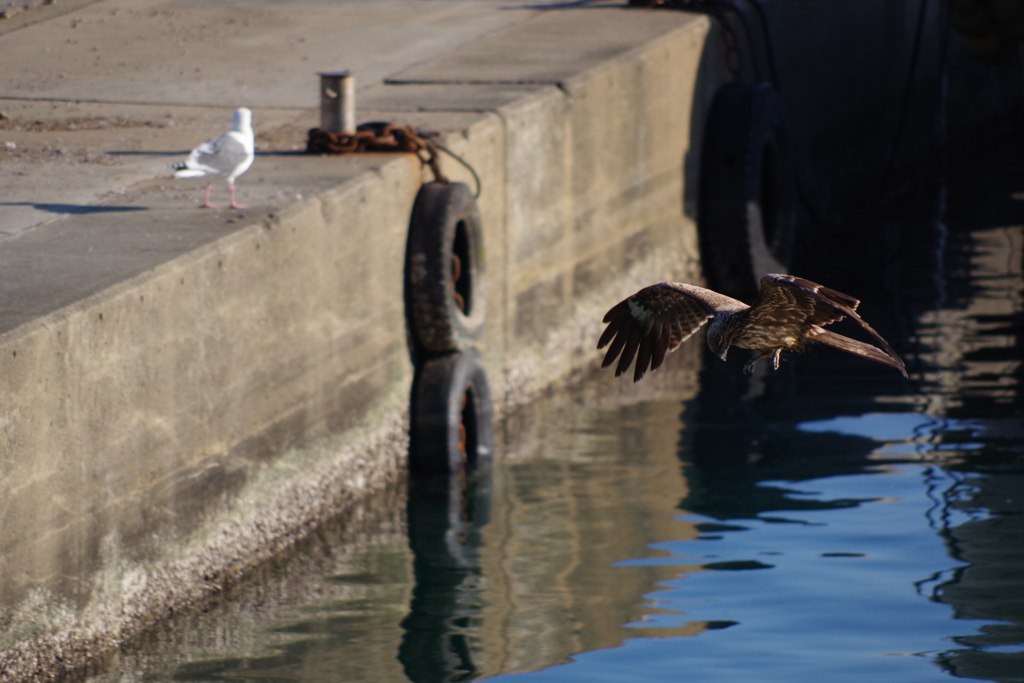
[91,156,1022,681]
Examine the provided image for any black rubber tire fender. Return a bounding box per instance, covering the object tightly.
[698,83,797,303]
[409,348,494,480]
[406,182,486,353]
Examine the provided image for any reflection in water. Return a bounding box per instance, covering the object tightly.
[400,471,492,683]
[472,369,708,674]
[89,484,414,683]
[918,220,1024,676]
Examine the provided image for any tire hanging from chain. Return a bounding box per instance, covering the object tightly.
[405,181,487,354]
[409,348,494,480]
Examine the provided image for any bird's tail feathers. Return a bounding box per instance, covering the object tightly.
[814,329,908,378]
[173,168,206,179]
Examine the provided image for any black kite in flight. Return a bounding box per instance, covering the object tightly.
[598,274,907,381]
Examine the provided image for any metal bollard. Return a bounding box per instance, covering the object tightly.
[318,71,356,135]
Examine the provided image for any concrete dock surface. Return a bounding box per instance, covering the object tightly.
[0,0,543,237]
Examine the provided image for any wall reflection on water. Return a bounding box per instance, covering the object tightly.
[921,227,1024,676]
[463,351,709,677]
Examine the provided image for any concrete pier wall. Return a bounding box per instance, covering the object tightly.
[0,9,711,679]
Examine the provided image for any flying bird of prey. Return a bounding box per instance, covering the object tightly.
[598,274,907,381]
[172,107,254,209]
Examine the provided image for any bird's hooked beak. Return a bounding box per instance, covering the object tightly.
[707,328,730,362]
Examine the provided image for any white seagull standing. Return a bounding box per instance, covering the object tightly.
[172,107,254,209]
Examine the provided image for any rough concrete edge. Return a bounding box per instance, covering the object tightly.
[496,231,704,417]
[0,149,406,349]
[0,216,274,351]
[556,12,709,94]
[488,14,709,412]
[384,12,709,89]
[487,42,712,411]
[483,81,703,412]
[0,396,410,683]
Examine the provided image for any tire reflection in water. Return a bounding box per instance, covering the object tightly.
[399,470,492,683]
[403,347,494,682]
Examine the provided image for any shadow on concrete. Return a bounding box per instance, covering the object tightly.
[105,150,305,157]
[517,0,618,9]
[254,150,309,157]
[104,150,189,156]
[0,202,149,214]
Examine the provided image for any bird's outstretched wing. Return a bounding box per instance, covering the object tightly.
[754,274,906,376]
[598,282,746,382]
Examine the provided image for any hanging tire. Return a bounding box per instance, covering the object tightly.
[409,348,494,480]
[406,182,486,353]
[698,83,796,303]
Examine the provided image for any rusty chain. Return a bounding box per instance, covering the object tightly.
[307,122,449,184]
